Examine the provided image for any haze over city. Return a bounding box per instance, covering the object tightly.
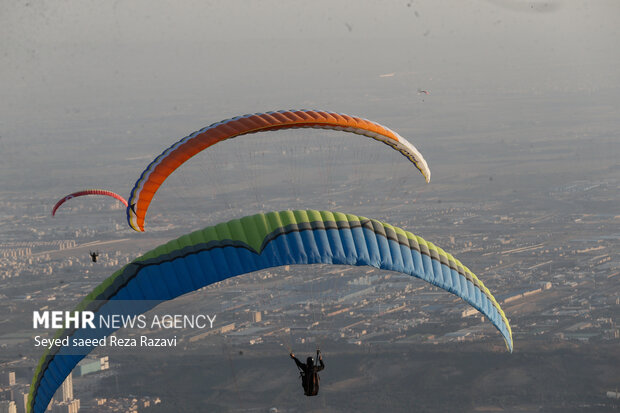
[1,1,619,412]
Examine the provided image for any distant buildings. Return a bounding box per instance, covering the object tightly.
[0,370,30,413]
[47,373,80,412]
[493,282,552,306]
[251,311,262,323]
[0,400,17,413]
[51,400,80,413]
[0,372,15,387]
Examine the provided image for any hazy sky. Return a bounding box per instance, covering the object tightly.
[3,0,618,103]
[1,0,618,196]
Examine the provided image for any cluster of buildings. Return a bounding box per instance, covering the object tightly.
[0,356,155,413]
[0,369,79,413]
[0,182,618,409]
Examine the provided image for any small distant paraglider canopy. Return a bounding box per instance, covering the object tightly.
[417,89,430,95]
[52,190,128,216]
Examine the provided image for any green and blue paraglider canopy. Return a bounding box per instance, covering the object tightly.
[28,210,511,413]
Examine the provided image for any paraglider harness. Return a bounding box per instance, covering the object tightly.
[89,251,99,263]
[294,348,323,397]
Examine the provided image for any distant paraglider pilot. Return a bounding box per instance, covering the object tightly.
[290,350,324,396]
[89,251,99,263]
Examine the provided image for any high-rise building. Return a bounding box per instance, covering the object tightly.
[54,373,73,403]
[61,373,73,402]
[252,311,262,323]
[50,372,80,412]
[14,391,27,413]
[0,372,15,387]
[100,356,109,371]
[0,400,17,413]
